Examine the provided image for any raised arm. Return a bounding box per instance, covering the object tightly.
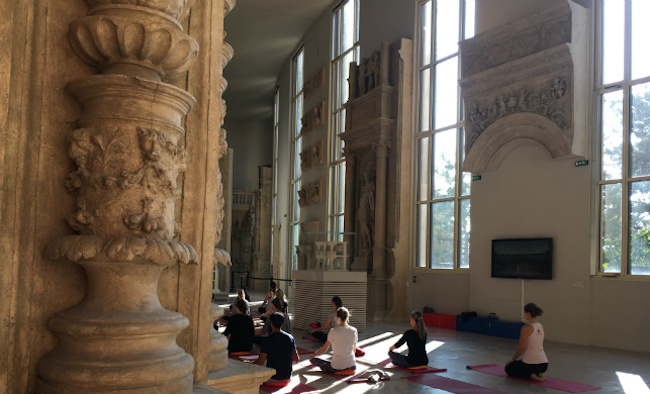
[309,340,331,360]
[389,332,407,351]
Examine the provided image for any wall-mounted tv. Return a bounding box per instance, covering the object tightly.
[491,238,553,280]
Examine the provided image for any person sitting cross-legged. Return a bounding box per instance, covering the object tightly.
[309,307,357,374]
[223,299,255,354]
[388,310,429,368]
[254,312,299,384]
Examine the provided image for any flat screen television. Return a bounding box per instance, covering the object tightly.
[491,238,553,280]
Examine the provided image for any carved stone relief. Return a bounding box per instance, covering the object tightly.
[300,101,327,135]
[299,139,325,171]
[297,179,324,207]
[303,67,326,97]
[459,0,588,171]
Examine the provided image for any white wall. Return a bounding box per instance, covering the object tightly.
[223,120,273,190]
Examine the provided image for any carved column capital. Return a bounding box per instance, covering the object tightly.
[372,140,391,158]
[68,3,198,81]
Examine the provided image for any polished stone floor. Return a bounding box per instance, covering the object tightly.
[217,296,650,393]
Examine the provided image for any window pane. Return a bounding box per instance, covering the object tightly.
[430,201,454,269]
[435,0,460,60]
[631,0,650,80]
[296,51,304,94]
[434,56,459,129]
[296,95,303,137]
[464,0,475,39]
[293,182,301,221]
[419,68,431,131]
[600,183,622,273]
[418,136,430,201]
[601,90,623,180]
[292,224,300,270]
[338,163,346,214]
[294,138,302,179]
[332,9,340,59]
[337,215,345,241]
[460,128,471,196]
[459,198,471,268]
[332,60,341,109]
[329,166,338,212]
[420,1,432,66]
[341,51,355,106]
[416,203,428,268]
[433,129,457,199]
[629,180,650,275]
[630,83,650,177]
[342,0,355,53]
[601,0,624,84]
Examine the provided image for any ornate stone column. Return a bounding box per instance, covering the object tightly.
[37,1,201,392]
[367,139,390,321]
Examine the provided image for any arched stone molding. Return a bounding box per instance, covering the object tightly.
[463,112,571,172]
[459,0,589,174]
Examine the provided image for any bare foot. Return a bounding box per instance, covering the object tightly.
[530,373,547,382]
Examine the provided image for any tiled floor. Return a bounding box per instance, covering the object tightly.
[217,297,650,393]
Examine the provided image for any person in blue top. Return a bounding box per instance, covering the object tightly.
[255,312,299,383]
[388,310,429,368]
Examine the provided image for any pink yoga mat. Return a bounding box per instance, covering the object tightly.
[404,374,507,394]
[386,364,447,374]
[466,364,601,393]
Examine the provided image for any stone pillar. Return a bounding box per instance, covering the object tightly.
[37,1,203,392]
[368,140,390,321]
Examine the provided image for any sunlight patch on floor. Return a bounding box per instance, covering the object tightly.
[617,372,650,393]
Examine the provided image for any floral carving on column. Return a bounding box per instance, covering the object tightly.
[37,1,206,393]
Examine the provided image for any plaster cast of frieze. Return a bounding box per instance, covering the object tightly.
[460,1,573,77]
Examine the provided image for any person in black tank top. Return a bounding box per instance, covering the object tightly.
[388,310,429,368]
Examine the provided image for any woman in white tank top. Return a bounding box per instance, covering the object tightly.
[505,303,548,381]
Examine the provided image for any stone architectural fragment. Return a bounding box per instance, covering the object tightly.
[300,101,327,135]
[341,39,413,322]
[298,179,324,207]
[304,67,326,97]
[300,139,325,171]
[34,0,235,392]
[460,0,588,172]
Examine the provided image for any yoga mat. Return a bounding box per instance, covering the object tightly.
[467,364,601,393]
[386,364,447,374]
[260,382,315,393]
[296,347,314,355]
[404,374,507,394]
[228,351,259,360]
[301,335,323,343]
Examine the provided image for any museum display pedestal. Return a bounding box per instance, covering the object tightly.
[292,270,367,332]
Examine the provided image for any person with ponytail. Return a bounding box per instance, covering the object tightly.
[388,310,429,368]
[505,303,548,381]
[309,307,358,373]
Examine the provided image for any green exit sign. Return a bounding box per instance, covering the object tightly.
[472,175,482,181]
[575,160,589,167]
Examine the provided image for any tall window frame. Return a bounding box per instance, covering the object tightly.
[595,0,650,277]
[328,0,359,242]
[271,86,280,271]
[289,48,304,271]
[414,0,474,271]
